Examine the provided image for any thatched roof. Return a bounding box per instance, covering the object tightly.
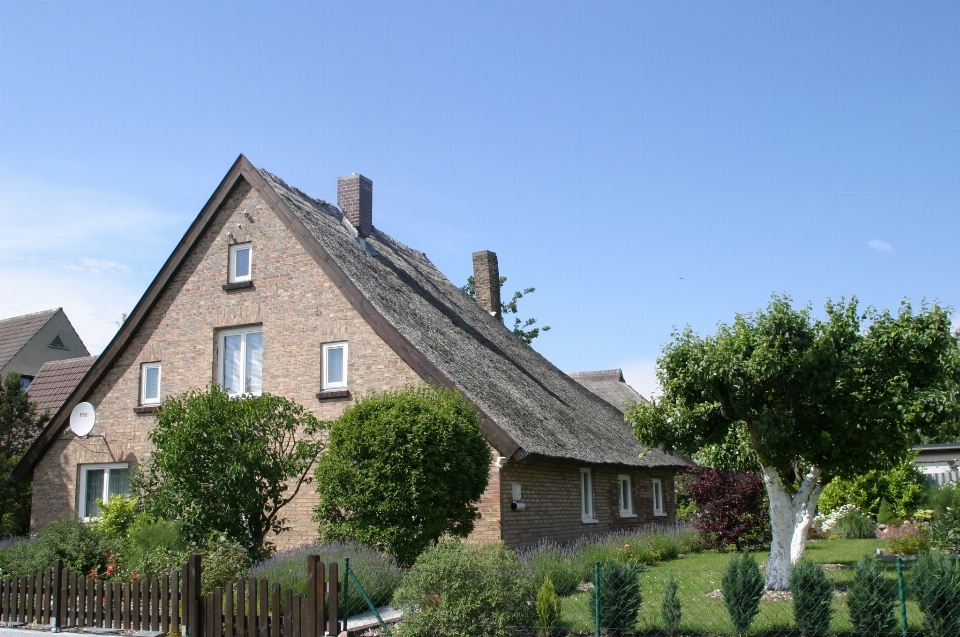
[568,369,649,413]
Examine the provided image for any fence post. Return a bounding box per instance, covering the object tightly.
[594,561,601,637]
[306,555,317,637]
[896,557,907,637]
[187,553,203,637]
[51,559,63,632]
[342,558,349,630]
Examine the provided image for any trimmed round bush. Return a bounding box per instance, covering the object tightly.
[392,539,535,637]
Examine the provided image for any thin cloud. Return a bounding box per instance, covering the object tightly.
[78,258,133,274]
[867,239,895,254]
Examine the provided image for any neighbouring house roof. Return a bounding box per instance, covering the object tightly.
[913,443,960,453]
[568,369,649,413]
[13,155,690,481]
[0,308,60,371]
[28,356,99,418]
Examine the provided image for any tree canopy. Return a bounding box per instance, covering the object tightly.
[313,385,490,566]
[462,275,551,344]
[627,295,960,588]
[136,386,324,559]
[0,372,49,538]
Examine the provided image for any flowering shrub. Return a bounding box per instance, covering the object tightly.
[882,523,931,555]
[813,504,861,532]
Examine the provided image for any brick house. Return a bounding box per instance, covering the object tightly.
[13,155,690,549]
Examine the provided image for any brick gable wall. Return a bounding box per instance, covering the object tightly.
[29,180,449,547]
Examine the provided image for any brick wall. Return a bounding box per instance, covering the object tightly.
[499,458,676,549]
[30,179,423,548]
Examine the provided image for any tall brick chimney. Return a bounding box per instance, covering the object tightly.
[472,250,501,319]
[337,173,373,237]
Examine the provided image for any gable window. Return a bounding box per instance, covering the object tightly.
[140,362,161,405]
[229,243,252,283]
[322,342,348,390]
[652,478,665,516]
[580,468,597,523]
[49,335,67,349]
[618,474,636,517]
[78,464,129,520]
[219,327,263,396]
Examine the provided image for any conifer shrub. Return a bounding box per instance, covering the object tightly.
[791,558,834,637]
[847,557,897,637]
[590,562,643,637]
[534,576,563,637]
[661,575,682,636]
[721,552,764,636]
[877,498,898,525]
[910,553,960,637]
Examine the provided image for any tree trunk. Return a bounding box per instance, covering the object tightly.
[760,465,823,590]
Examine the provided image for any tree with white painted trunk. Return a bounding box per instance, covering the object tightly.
[627,296,960,590]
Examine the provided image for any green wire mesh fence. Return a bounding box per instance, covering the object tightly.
[342,554,960,637]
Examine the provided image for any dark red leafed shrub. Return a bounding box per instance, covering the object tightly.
[678,468,769,551]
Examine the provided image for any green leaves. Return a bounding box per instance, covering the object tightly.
[313,385,490,567]
[137,386,325,560]
[627,295,960,487]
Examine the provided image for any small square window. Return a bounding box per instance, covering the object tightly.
[580,468,597,523]
[618,474,635,517]
[652,478,665,516]
[78,464,129,520]
[140,362,161,405]
[322,342,348,390]
[229,243,252,283]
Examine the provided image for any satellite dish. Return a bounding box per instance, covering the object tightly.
[70,402,96,437]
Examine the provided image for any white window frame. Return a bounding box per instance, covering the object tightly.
[580,467,597,523]
[218,327,263,396]
[618,474,636,517]
[652,477,666,516]
[228,243,253,283]
[78,463,129,521]
[140,362,161,405]
[322,341,348,390]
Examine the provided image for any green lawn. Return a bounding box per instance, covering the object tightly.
[558,538,928,635]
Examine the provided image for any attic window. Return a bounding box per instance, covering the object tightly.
[48,335,66,349]
[229,243,252,283]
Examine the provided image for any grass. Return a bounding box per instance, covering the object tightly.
[554,538,928,635]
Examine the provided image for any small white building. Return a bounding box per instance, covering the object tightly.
[913,443,960,486]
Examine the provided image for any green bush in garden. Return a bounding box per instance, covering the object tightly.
[847,557,897,637]
[534,576,563,637]
[910,553,960,637]
[661,575,682,636]
[0,516,111,578]
[721,552,764,636]
[590,562,643,637]
[791,558,834,637]
[392,539,534,637]
[877,498,899,525]
[831,511,878,539]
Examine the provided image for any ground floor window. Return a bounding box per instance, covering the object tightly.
[618,474,635,517]
[580,468,597,523]
[79,463,129,520]
[652,477,665,516]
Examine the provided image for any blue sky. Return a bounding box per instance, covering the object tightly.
[1,0,957,397]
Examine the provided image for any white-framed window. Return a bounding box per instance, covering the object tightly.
[140,362,161,405]
[228,243,252,283]
[618,474,636,517]
[219,327,263,396]
[78,464,129,520]
[652,478,666,516]
[580,468,597,523]
[322,341,348,390]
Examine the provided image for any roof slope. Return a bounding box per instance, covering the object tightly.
[259,169,685,468]
[0,309,59,370]
[568,369,650,413]
[28,356,99,418]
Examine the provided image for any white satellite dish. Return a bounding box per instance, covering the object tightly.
[70,402,96,437]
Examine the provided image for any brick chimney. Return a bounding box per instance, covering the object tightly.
[472,250,501,319]
[337,173,373,237]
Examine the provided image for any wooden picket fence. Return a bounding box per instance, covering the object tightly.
[0,554,342,637]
